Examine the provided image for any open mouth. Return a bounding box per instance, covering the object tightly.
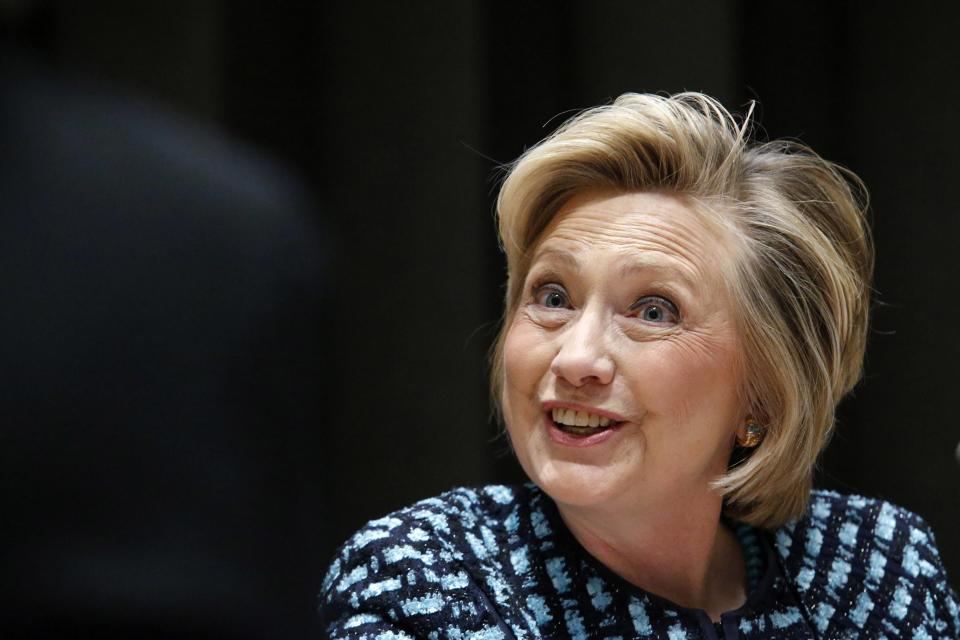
[550,407,622,438]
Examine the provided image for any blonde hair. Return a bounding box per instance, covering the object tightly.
[491,92,873,529]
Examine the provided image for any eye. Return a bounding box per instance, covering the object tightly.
[630,296,680,325]
[534,285,570,309]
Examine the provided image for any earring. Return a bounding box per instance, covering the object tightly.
[737,419,764,448]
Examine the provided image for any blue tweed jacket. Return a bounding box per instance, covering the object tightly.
[319,484,959,639]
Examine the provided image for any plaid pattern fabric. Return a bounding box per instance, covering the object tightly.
[320,484,959,639]
[774,490,959,638]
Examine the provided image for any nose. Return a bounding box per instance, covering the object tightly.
[549,309,615,387]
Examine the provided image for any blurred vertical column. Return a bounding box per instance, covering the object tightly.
[309,2,495,553]
[54,1,224,123]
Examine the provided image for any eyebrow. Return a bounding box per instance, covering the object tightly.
[529,247,582,273]
[616,260,696,286]
[531,246,698,290]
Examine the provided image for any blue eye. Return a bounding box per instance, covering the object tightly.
[535,286,569,309]
[632,296,679,324]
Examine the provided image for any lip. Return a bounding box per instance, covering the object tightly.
[541,401,628,448]
[541,400,628,423]
[543,412,624,447]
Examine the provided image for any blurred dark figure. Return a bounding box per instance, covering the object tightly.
[0,37,332,640]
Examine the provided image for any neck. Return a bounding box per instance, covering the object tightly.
[556,489,746,621]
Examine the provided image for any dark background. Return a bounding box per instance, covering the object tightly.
[4,0,959,635]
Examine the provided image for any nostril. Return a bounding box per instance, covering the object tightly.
[550,352,615,387]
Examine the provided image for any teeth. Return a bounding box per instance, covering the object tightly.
[551,407,614,428]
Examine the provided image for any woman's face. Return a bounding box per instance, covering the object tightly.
[502,190,746,511]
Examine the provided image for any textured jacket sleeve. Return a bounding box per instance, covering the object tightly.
[907,511,960,638]
[775,490,960,638]
[318,508,514,639]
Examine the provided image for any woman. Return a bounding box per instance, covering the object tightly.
[320,93,959,639]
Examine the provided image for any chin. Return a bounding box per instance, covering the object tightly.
[526,458,628,508]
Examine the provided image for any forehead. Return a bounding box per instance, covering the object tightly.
[530,190,735,285]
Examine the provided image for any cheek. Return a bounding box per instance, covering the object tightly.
[503,319,546,392]
[637,331,742,419]
[501,318,552,429]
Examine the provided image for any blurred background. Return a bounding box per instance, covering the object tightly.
[2,0,958,637]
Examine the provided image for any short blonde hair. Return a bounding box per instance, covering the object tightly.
[491,92,873,529]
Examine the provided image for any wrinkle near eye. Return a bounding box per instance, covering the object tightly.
[662,324,740,368]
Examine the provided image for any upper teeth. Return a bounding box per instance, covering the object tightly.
[552,408,612,428]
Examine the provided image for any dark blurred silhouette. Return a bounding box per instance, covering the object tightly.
[0,44,332,639]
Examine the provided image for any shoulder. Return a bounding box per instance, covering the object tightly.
[772,489,959,636]
[774,489,936,563]
[324,484,534,571]
[319,485,537,639]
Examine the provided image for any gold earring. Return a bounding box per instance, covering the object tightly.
[737,419,764,448]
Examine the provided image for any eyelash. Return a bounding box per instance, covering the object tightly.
[532,283,569,309]
[630,296,680,324]
[530,281,681,324]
